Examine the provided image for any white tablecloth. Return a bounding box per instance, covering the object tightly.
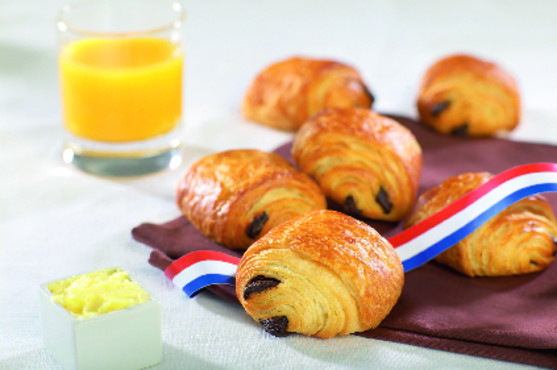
[2,0,557,368]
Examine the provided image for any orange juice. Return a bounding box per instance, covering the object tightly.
[60,37,182,142]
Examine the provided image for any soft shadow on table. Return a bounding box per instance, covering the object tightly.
[110,144,214,203]
[282,335,383,368]
[0,348,60,369]
[194,291,254,327]
[279,334,529,370]
[2,344,228,369]
[159,343,228,370]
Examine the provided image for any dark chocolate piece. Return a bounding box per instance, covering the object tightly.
[245,212,269,239]
[260,316,289,337]
[376,186,392,214]
[362,83,375,105]
[243,275,281,300]
[344,195,362,215]
[431,101,451,117]
[450,123,469,137]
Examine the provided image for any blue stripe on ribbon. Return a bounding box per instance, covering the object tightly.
[402,183,557,272]
[183,274,237,298]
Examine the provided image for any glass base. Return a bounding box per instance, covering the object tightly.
[63,130,182,177]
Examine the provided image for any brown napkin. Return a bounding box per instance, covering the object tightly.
[132,115,557,368]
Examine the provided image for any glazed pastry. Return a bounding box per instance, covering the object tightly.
[405,172,557,277]
[176,149,327,250]
[416,54,521,137]
[292,107,422,221]
[242,57,374,131]
[236,209,404,338]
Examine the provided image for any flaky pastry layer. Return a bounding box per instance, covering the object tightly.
[292,108,422,221]
[416,54,521,137]
[236,209,404,338]
[176,149,327,249]
[243,57,374,131]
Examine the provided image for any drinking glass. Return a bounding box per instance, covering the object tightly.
[57,0,185,176]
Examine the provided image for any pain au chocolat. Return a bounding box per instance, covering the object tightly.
[176,149,326,250]
[405,172,557,277]
[236,209,404,338]
[242,57,374,131]
[416,54,521,137]
[292,108,422,221]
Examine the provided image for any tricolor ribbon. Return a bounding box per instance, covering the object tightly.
[164,250,240,297]
[166,163,557,298]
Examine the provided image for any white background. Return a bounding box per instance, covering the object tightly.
[2,0,556,368]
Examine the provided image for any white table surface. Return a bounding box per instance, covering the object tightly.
[2,0,557,368]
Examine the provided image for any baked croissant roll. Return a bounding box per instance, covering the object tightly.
[236,209,404,338]
[176,149,327,250]
[405,172,557,277]
[416,54,521,137]
[292,108,422,221]
[242,57,374,131]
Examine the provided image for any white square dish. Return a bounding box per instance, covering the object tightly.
[39,269,162,370]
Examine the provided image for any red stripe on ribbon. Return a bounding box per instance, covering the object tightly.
[165,250,241,280]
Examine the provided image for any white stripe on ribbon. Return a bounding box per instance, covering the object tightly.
[171,260,239,290]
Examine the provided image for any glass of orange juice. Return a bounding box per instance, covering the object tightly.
[57,0,185,176]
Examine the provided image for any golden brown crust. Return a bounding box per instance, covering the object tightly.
[236,209,404,338]
[405,172,557,277]
[292,108,422,221]
[242,57,374,131]
[416,54,521,137]
[176,149,327,250]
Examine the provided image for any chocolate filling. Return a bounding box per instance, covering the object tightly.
[450,123,469,137]
[431,101,451,117]
[376,186,392,214]
[362,83,375,105]
[243,275,281,300]
[344,195,362,215]
[260,316,289,337]
[245,212,269,239]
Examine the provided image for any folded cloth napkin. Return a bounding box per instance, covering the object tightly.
[132,115,557,368]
